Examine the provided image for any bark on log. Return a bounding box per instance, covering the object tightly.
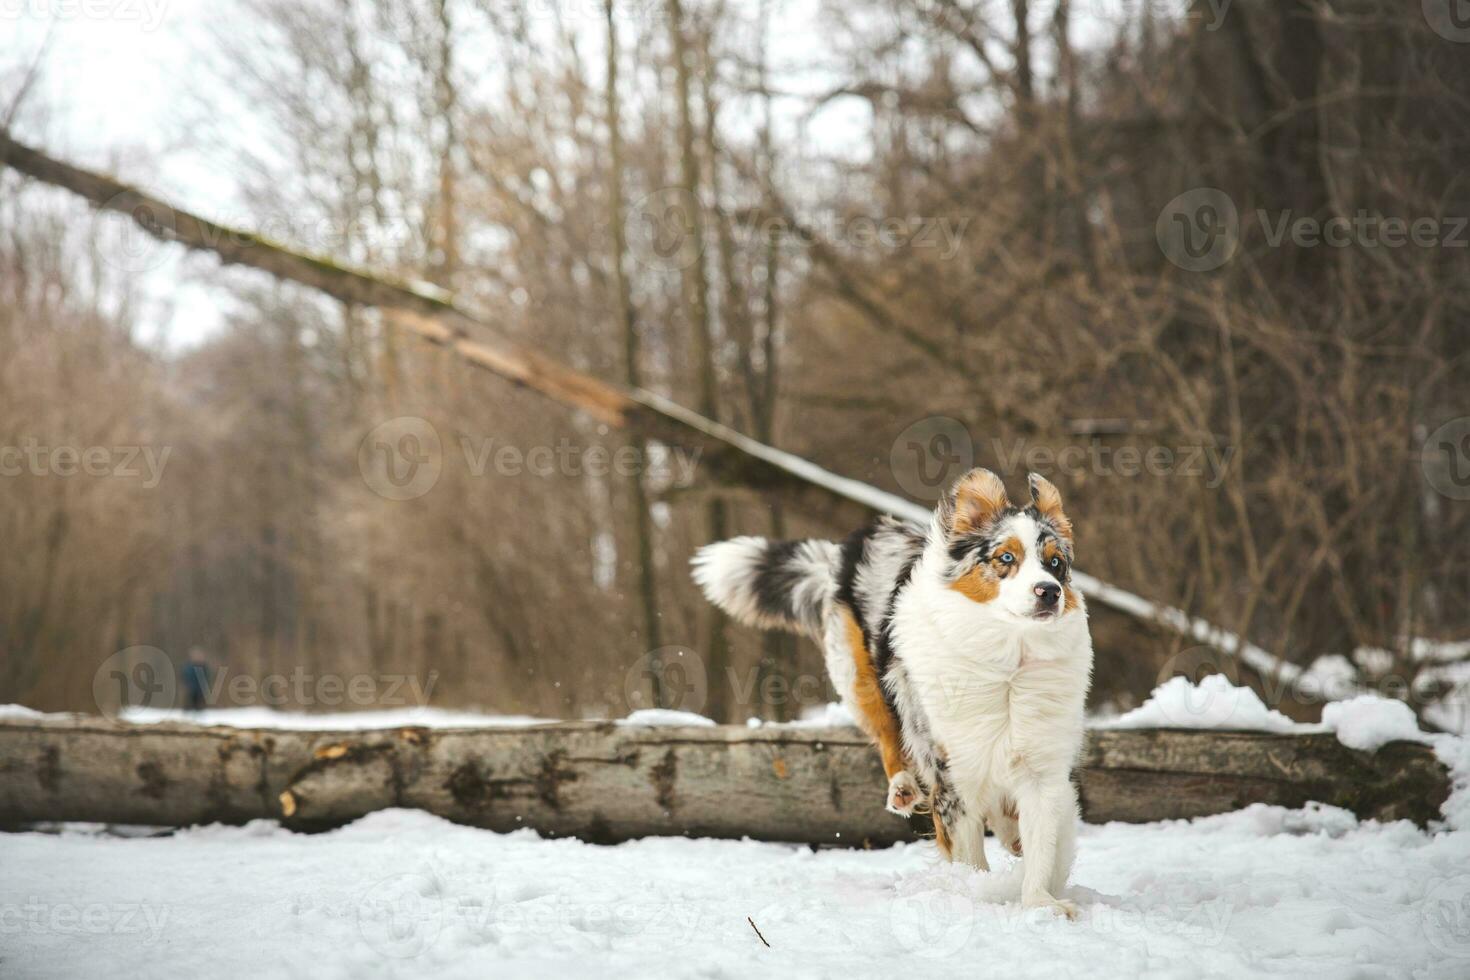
[0,718,1450,843]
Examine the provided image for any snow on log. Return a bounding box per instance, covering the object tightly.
[0,717,1449,842]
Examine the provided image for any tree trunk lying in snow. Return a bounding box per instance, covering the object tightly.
[0,717,1450,843]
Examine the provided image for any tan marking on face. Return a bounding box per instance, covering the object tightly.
[949,567,998,603]
[839,606,908,780]
[993,536,1024,577]
[952,469,1010,535]
[949,535,1025,603]
[1040,537,1080,613]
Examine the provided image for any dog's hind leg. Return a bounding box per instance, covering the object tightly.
[928,766,987,869]
[989,796,1022,857]
[835,606,918,815]
[948,809,989,871]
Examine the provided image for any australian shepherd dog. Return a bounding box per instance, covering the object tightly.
[693,468,1092,918]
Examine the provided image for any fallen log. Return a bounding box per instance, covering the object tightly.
[0,717,1449,842]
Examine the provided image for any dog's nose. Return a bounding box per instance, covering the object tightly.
[1034,582,1061,607]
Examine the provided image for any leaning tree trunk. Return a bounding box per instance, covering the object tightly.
[0,717,1449,842]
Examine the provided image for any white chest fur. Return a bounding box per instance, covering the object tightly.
[891,575,1093,796]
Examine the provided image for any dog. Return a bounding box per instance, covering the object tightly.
[692,468,1092,918]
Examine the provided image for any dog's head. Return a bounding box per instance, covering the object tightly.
[936,468,1078,623]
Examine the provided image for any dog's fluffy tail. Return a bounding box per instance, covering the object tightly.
[691,536,841,640]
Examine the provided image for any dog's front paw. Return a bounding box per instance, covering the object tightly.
[1022,895,1078,921]
[885,771,921,816]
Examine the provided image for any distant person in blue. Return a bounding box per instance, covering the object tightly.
[182,647,212,713]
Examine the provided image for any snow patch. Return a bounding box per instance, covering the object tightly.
[1098,675,1309,733]
[1320,695,1432,752]
[0,704,57,721]
[617,709,716,727]
[5,804,1470,977]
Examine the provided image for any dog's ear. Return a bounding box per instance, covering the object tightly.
[943,468,1010,536]
[1028,472,1073,540]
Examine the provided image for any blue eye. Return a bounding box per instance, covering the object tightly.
[1049,556,1061,569]
[1000,552,1014,564]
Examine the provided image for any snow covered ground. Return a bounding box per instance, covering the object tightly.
[4,684,1470,978]
[4,804,1470,979]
